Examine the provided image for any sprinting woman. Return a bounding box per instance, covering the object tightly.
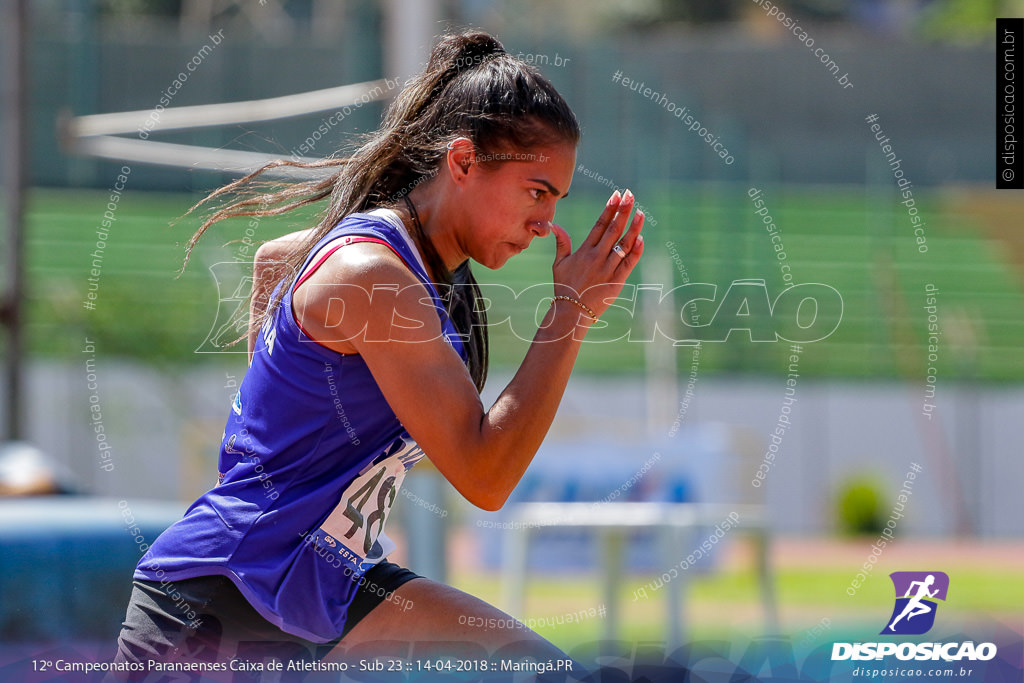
[112,30,644,674]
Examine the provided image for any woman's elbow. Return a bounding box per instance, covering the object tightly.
[430,444,520,512]
[459,479,512,512]
[473,493,508,513]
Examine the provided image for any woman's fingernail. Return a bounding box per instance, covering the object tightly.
[623,189,634,202]
[608,191,621,206]
[637,235,644,246]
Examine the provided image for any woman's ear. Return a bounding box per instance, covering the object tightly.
[446,137,476,184]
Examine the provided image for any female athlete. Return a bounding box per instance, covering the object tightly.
[112,30,644,674]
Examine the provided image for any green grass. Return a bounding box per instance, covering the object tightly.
[22,185,1024,379]
[25,188,316,363]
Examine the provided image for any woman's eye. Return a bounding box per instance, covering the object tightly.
[529,188,544,200]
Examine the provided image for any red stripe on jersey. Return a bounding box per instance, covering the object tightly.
[290,236,407,350]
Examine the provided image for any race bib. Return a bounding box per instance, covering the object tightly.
[311,435,425,572]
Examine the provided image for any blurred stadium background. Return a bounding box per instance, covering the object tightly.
[1,0,1023,673]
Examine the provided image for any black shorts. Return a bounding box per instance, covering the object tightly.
[112,561,419,673]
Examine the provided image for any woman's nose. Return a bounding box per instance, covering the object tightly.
[529,220,552,237]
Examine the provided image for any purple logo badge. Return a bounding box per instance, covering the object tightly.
[881,571,949,635]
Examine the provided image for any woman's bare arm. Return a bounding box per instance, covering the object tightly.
[292,194,645,510]
[249,230,313,362]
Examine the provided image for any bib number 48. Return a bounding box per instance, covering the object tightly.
[317,437,425,569]
[342,465,397,555]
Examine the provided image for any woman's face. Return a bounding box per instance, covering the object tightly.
[456,140,577,270]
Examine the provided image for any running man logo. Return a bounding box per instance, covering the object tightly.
[881,571,949,635]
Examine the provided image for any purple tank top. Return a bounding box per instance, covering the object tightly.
[135,210,465,642]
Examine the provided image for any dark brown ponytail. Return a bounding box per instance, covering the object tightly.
[185,30,580,391]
